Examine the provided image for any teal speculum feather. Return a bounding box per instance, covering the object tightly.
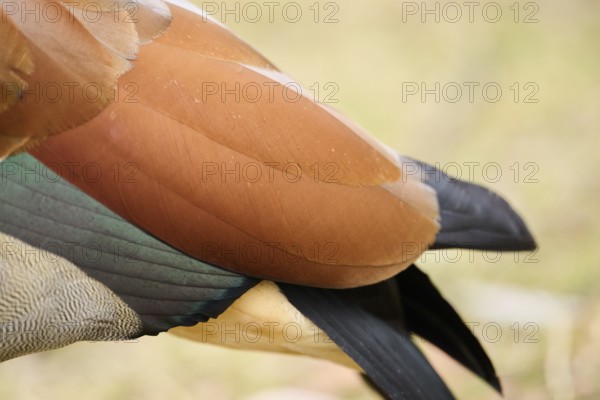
[0,153,258,335]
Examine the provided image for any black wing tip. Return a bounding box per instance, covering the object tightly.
[398,266,504,395]
[514,222,538,252]
[432,185,537,252]
[491,374,503,395]
[398,155,536,252]
[431,233,537,252]
[482,191,537,252]
[472,357,502,394]
[281,283,456,400]
[432,203,537,252]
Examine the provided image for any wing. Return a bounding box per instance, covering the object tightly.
[0,153,257,338]
[0,0,171,157]
[1,2,440,288]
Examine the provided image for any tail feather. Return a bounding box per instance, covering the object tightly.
[398,157,536,251]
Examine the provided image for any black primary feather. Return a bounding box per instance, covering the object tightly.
[397,266,502,393]
[280,281,456,400]
[282,264,504,399]
[398,156,536,251]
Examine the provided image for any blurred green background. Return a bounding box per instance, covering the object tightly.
[1,0,598,399]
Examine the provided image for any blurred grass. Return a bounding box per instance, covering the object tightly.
[1,0,598,399]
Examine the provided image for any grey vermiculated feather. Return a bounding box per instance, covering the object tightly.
[0,233,142,361]
[0,153,258,337]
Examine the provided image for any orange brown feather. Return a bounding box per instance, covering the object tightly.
[0,0,171,157]
[9,3,439,288]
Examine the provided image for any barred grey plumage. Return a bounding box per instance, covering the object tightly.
[0,233,142,362]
